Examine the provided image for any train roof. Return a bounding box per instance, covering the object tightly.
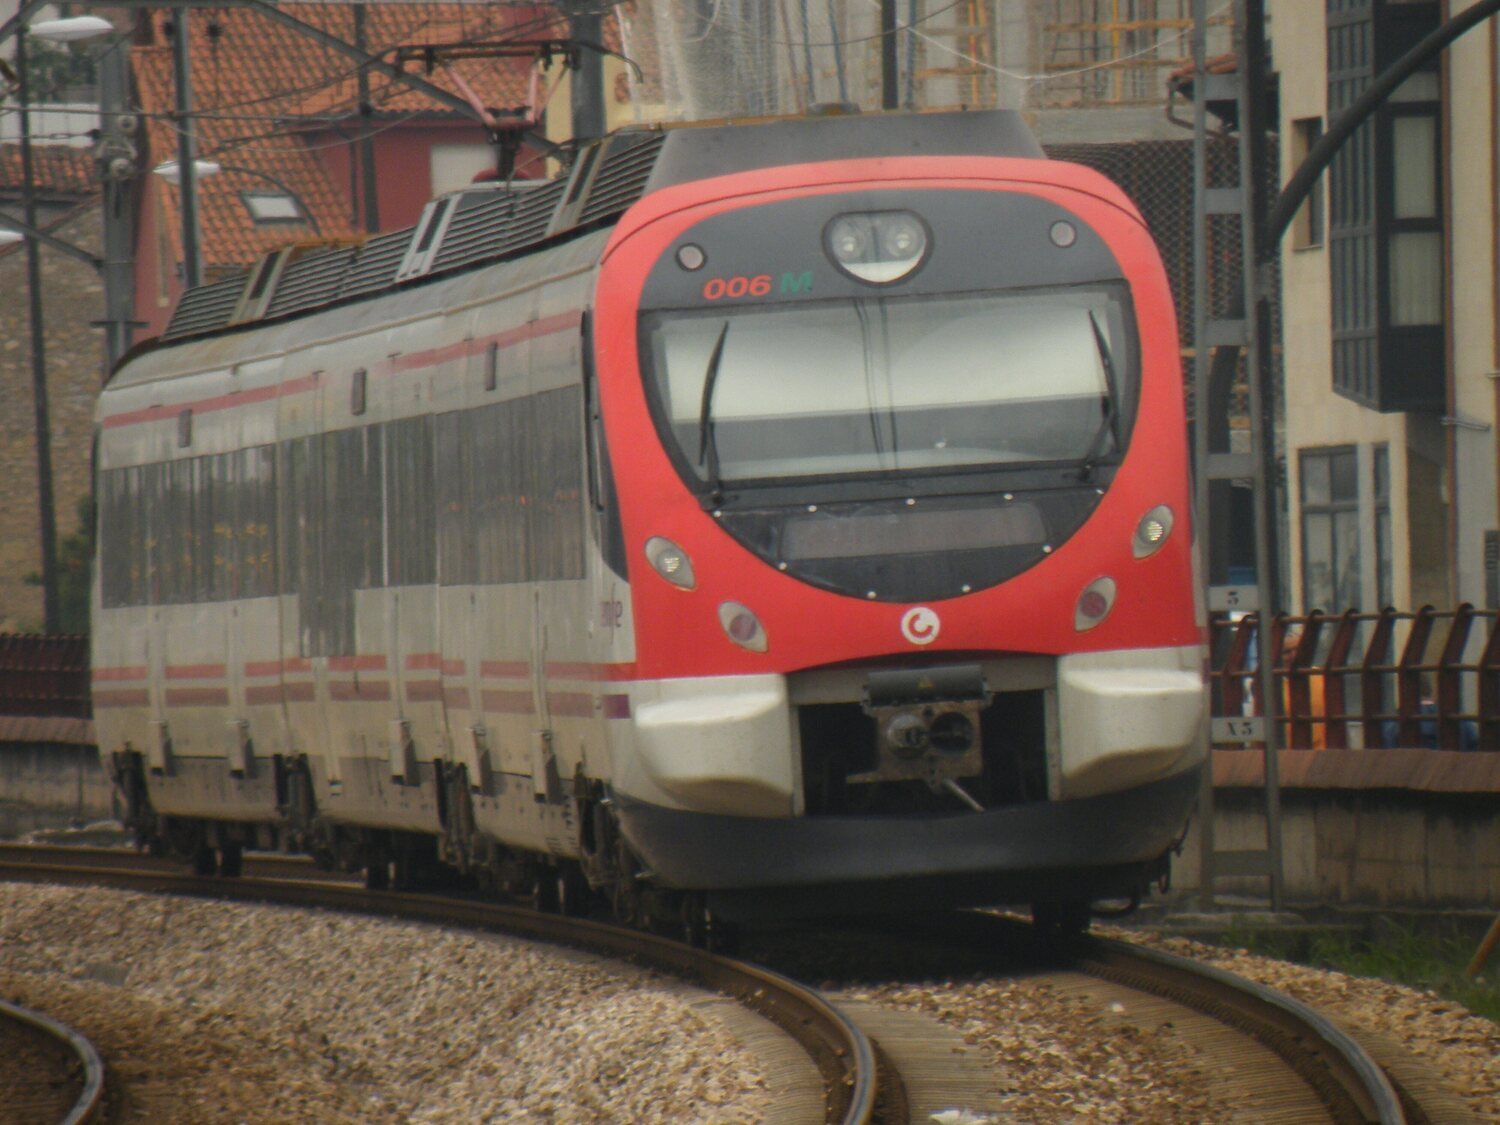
[154,109,1040,352]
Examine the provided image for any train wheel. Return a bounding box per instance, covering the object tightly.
[679,895,708,948]
[192,844,216,877]
[557,864,593,918]
[365,838,391,891]
[219,842,244,878]
[609,840,644,928]
[532,867,562,914]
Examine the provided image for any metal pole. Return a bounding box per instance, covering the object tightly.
[1239,0,1284,913]
[16,29,60,633]
[171,5,203,288]
[98,40,136,372]
[353,3,379,233]
[880,0,898,110]
[1189,0,1215,910]
[568,5,605,141]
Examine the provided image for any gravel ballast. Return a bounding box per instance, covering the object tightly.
[0,884,770,1123]
[1,883,1495,1122]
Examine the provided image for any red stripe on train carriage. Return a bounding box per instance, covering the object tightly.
[405,680,444,703]
[165,686,230,707]
[547,692,594,718]
[389,311,584,373]
[329,654,386,673]
[93,688,150,708]
[100,372,320,429]
[92,666,148,682]
[328,680,390,701]
[99,315,582,431]
[480,689,534,715]
[602,693,631,720]
[165,663,227,680]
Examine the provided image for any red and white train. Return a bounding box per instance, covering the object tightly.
[94,109,1205,933]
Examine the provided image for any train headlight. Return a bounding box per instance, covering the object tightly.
[718,602,768,653]
[1132,505,1175,559]
[1074,576,1117,631]
[645,536,695,590]
[824,210,929,285]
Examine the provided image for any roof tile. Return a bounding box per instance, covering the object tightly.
[134,3,557,272]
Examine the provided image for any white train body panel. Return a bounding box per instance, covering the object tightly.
[94,230,628,857]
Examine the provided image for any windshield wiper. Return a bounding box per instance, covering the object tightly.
[1078,310,1121,481]
[696,321,731,502]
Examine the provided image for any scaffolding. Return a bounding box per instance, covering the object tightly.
[1038,0,1200,107]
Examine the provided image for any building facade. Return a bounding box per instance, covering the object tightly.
[1272,0,1498,617]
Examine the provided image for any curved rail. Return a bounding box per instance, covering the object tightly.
[0,852,875,1125]
[861,910,1411,1124]
[1079,936,1405,1124]
[0,997,106,1125]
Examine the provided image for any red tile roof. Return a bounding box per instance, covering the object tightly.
[133,3,561,273]
[0,143,99,197]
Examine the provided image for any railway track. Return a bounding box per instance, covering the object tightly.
[0,845,1441,1122]
[0,996,105,1125]
[0,844,875,1124]
[829,911,1421,1124]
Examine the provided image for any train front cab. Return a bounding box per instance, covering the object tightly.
[591,124,1207,919]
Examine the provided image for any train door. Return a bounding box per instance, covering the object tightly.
[276,360,337,789]
[527,275,594,813]
[444,316,491,785]
[152,368,236,781]
[383,316,445,786]
[456,289,536,785]
[229,358,286,776]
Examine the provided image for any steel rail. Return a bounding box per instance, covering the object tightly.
[0,997,106,1125]
[1078,936,1406,1125]
[864,910,1410,1124]
[0,856,876,1125]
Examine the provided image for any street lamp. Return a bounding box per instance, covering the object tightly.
[152,159,322,236]
[11,13,113,633]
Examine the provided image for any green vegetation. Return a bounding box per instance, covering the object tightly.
[1220,915,1500,1023]
[24,496,93,636]
[15,41,98,102]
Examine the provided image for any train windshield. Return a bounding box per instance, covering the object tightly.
[641,283,1134,487]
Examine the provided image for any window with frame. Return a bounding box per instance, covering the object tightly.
[1327,0,1444,412]
[1301,446,1361,612]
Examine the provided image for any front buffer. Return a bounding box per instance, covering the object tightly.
[610,645,1204,921]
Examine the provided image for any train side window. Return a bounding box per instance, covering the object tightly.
[177,408,192,447]
[351,368,367,416]
[383,416,436,587]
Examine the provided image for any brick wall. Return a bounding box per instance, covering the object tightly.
[0,200,107,631]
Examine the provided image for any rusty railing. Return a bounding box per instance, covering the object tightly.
[1211,606,1500,751]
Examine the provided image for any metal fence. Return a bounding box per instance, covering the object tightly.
[1212,607,1500,752]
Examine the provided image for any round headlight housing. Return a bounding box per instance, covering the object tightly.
[644,536,695,589]
[824,210,929,285]
[1132,505,1175,559]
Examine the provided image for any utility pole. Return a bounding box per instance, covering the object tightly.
[880,0,898,110]
[353,3,379,233]
[565,3,605,142]
[16,28,60,633]
[171,5,203,287]
[97,40,137,371]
